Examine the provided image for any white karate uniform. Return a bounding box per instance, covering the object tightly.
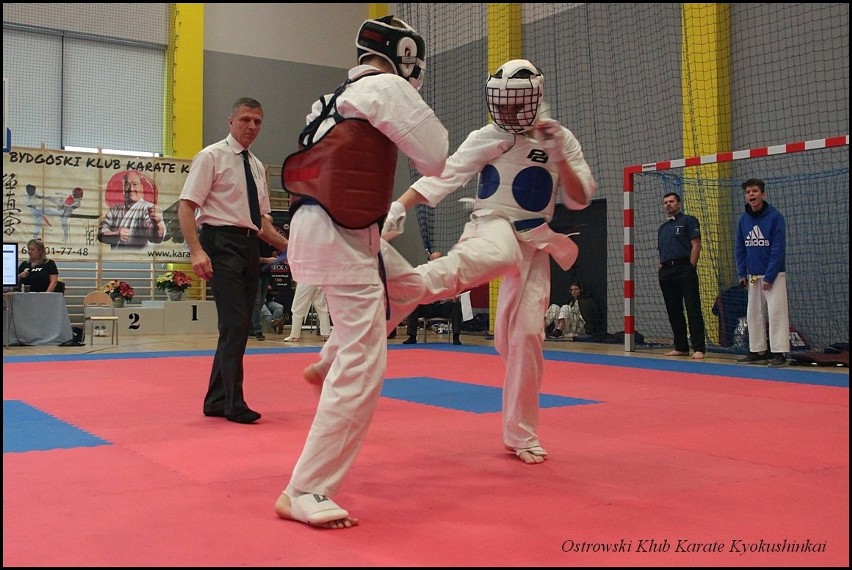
[545,304,562,328]
[391,122,597,450]
[745,273,791,354]
[285,64,448,498]
[287,282,331,339]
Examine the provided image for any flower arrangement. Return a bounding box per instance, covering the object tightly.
[103,280,135,302]
[156,270,192,293]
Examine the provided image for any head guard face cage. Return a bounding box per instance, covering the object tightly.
[356,15,426,90]
[486,59,544,133]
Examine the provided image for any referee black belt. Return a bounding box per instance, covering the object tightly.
[202,224,257,238]
[662,257,690,266]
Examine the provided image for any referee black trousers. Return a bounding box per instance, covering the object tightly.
[659,263,706,353]
[200,228,260,416]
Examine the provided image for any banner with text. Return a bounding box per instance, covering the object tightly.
[3,147,192,261]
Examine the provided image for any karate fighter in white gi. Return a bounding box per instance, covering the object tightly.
[274,16,448,529]
[383,58,598,465]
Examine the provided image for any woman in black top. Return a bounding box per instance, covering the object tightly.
[17,239,59,292]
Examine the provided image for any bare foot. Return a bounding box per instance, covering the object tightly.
[691,351,705,360]
[274,492,359,529]
[505,445,548,464]
[517,450,546,464]
[665,350,689,356]
[303,364,323,396]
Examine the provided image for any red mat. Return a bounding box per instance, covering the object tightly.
[3,349,849,566]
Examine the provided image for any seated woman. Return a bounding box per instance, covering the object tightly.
[16,239,59,292]
[545,281,604,339]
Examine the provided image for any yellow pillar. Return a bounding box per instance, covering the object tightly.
[168,4,204,160]
[485,4,522,333]
[681,4,733,344]
[368,4,388,19]
[487,4,522,74]
[164,5,204,295]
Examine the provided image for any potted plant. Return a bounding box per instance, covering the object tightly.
[156,270,192,301]
[103,280,135,307]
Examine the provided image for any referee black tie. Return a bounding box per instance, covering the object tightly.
[241,150,262,229]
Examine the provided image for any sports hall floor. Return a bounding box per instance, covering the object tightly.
[3,330,848,567]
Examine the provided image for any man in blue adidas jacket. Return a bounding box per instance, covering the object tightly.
[735,178,790,367]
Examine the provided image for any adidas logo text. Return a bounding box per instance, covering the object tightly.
[745,225,769,247]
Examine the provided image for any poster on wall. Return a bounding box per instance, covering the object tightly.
[3,147,192,261]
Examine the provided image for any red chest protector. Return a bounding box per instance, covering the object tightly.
[282,73,397,229]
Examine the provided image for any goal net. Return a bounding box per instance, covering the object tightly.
[623,136,849,353]
[395,3,848,342]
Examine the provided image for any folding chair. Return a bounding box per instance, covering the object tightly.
[420,317,452,344]
[83,291,119,345]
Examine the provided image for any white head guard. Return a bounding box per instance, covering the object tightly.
[486,59,544,133]
[356,15,426,91]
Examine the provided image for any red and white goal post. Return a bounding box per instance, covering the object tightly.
[622,135,849,352]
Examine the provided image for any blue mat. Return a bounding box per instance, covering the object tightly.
[381,377,601,414]
[3,400,110,453]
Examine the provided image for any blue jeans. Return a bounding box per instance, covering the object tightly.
[250,274,272,335]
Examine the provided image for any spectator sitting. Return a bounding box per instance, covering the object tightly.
[260,282,286,333]
[401,251,463,345]
[250,242,278,341]
[545,281,604,339]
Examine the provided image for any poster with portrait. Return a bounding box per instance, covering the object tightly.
[3,147,192,261]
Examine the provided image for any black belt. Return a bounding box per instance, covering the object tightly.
[513,218,546,232]
[662,258,690,266]
[202,224,257,238]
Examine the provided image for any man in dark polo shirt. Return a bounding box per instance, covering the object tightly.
[657,192,706,360]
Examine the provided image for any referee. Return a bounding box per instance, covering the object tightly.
[657,192,706,359]
[178,97,287,424]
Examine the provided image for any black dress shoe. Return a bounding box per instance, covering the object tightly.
[226,409,261,424]
[452,337,462,346]
[203,409,225,418]
[402,336,417,345]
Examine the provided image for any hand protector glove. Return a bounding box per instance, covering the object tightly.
[533,118,566,162]
[381,201,407,241]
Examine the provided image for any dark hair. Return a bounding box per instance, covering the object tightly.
[231,97,262,116]
[741,178,765,192]
[570,281,584,291]
[663,192,681,202]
